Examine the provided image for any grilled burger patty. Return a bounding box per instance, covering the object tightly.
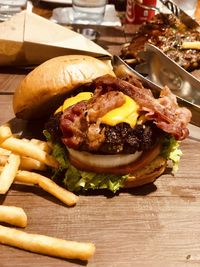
[98,122,162,154]
[45,112,162,155]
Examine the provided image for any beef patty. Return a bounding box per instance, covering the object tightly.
[45,112,162,155]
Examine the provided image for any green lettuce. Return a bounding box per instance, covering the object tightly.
[64,165,128,193]
[161,136,183,173]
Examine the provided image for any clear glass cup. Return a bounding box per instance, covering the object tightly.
[0,0,27,21]
[172,0,197,17]
[72,0,107,24]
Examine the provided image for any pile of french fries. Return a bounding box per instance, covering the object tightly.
[0,124,95,261]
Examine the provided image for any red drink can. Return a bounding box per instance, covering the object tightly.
[126,0,157,24]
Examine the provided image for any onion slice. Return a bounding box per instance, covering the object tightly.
[67,148,142,169]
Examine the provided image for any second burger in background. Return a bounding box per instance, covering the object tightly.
[13,55,192,193]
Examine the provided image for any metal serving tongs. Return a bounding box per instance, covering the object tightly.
[135,0,200,29]
[113,54,200,136]
[135,43,200,105]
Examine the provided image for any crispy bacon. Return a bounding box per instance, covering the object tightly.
[60,74,191,150]
[60,101,87,148]
[94,75,191,140]
[87,90,125,123]
[60,101,105,150]
[61,89,126,150]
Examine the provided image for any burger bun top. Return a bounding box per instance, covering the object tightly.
[13,55,115,119]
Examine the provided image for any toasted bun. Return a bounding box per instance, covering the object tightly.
[123,156,167,188]
[13,55,115,119]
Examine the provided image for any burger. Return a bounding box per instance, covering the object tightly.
[13,55,192,193]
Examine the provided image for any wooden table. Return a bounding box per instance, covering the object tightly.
[0,3,200,267]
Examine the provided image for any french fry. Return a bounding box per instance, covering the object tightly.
[0,155,46,171]
[20,157,46,171]
[0,206,27,227]
[0,155,7,166]
[0,147,11,156]
[0,225,95,261]
[0,124,12,143]
[22,138,51,153]
[181,41,200,50]
[0,154,20,194]
[15,171,79,206]
[30,139,52,153]
[0,137,58,168]
[15,170,38,184]
[21,138,29,143]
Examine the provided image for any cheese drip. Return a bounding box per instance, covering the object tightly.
[55,92,93,114]
[100,95,139,128]
[56,92,139,128]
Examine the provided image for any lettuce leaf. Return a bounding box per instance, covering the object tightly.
[161,136,183,173]
[64,165,128,193]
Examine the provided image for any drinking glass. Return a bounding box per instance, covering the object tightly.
[0,0,27,21]
[72,0,107,24]
[172,0,197,17]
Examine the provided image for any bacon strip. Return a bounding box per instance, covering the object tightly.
[87,90,125,123]
[60,74,191,150]
[94,75,192,140]
[60,101,87,148]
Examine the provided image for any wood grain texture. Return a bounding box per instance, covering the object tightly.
[0,72,25,93]
[0,95,15,124]
[0,4,200,266]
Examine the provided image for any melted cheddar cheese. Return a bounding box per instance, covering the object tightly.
[100,95,139,128]
[56,92,139,128]
[55,92,93,114]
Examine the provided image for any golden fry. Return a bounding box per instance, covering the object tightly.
[15,171,79,206]
[0,154,20,194]
[20,157,46,171]
[15,170,38,184]
[21,138,29,143]
[38,176,79,206]
[0,155,7,166]
[0,206,27,227]
[0,225,95,261]
[30,139,52,153]
[0,124,12,143]
[22,138,51,153]
[0,147,11,156]
[0,155,46,171]
[0,137,58,168]
[181,41,200,50]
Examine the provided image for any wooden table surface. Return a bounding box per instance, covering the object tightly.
[0,2,200,267]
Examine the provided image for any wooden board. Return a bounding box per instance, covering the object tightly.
[0,133,200,267]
